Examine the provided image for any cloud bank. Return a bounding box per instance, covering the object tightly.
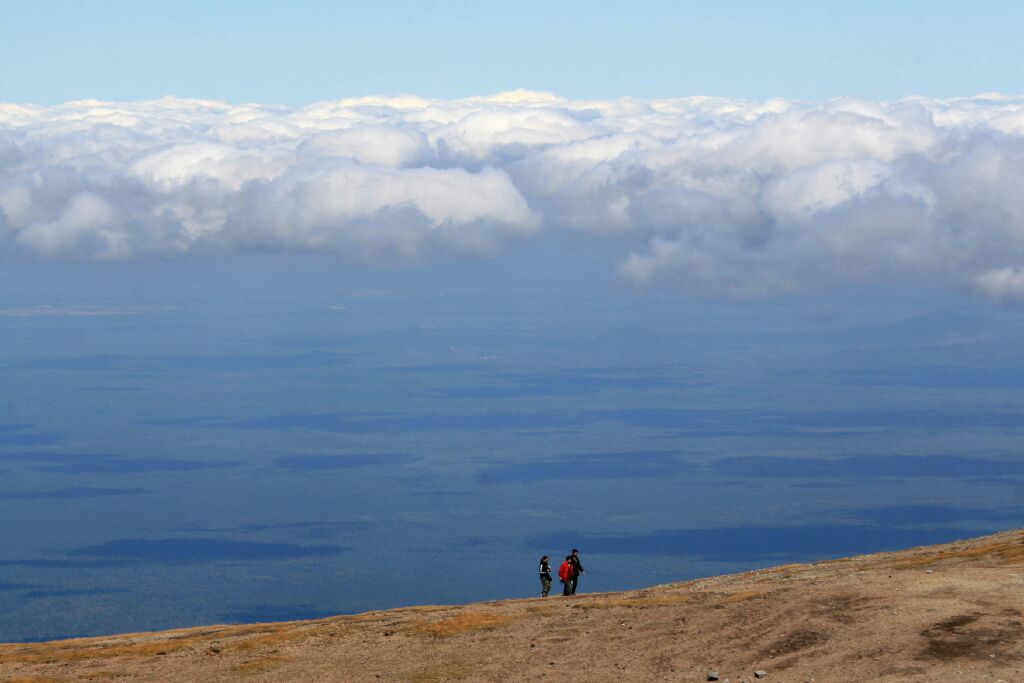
[3,91,1024,298]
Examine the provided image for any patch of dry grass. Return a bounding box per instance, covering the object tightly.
[411,612,515,637]
[888,535,1024,570]
[411,662,474,682]
[78,671,122,681]
[404,605,452,614]
[0,634,209,665]
[524,604,561,615]
[224,626,311,652]
[576,593,693,609]
[720,590,764,604]
[0,623,308,666]
[231,654,293,673]
[750,564,813,582]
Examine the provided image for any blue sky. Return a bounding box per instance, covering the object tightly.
[1,0,1022,104]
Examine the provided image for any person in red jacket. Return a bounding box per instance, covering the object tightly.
[557,555,573,596]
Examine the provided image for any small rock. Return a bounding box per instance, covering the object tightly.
[708,673,719,681]
[754,671,767,679]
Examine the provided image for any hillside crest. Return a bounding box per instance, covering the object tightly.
[3,529,1023,682]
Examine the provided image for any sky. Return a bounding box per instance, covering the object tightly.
[5,0,1024,643]
[1,0,1023,104]
[1,2,1023,303]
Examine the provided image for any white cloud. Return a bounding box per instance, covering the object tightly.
[2,92,1024,298]
[975,267,1024,301]
[229,163,537,261]
[16,191,124,259]
[297,126,433,168]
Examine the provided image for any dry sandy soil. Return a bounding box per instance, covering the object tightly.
[3,529,1024,682]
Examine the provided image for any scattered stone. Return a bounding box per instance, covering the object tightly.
[708,673,720,681]
[754,671,767,679]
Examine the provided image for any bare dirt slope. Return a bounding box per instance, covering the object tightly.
[3,529,1024,682]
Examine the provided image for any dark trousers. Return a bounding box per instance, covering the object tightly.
[562,580,571,596]
[569,575,579,595]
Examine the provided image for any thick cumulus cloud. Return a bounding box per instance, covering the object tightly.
[2,91,1024,298]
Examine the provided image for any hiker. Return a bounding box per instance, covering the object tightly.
[569,548,585,595]
[539,555,552,597]
[558,555,573,596]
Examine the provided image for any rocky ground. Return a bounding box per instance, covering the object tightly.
[2,529,1023,682]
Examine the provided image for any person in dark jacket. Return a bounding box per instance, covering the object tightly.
[569,548,585,595]
[539,555,552,597]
